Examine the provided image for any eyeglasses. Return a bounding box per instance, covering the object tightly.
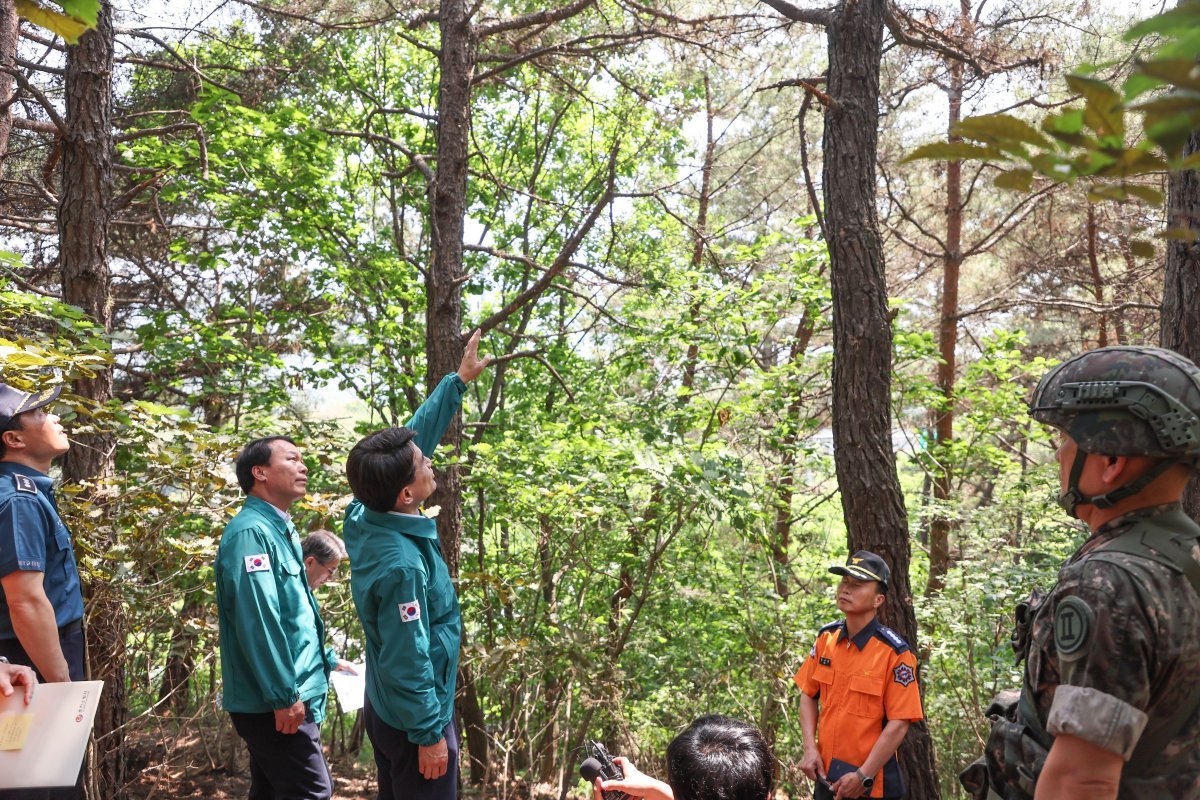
[316,561,339,581]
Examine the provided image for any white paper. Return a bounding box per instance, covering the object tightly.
[0,680,103,788]
[329,663,366,712]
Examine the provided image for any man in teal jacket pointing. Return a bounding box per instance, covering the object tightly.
[215,432,333,799]
[344,329,492,800]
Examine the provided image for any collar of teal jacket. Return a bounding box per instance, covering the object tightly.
[359,504,439,540]
[242,494,297,534]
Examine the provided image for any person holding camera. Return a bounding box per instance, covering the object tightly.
[793,551,923,800]
[590,715,773,800]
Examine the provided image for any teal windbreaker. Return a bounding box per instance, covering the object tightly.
[215,495,330,721]
[343,372,466,744]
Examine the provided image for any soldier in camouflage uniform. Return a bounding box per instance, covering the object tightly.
[962,345,1200,800]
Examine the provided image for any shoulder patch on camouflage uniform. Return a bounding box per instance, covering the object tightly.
[13,474,36,494]
[1054,595,1094,661]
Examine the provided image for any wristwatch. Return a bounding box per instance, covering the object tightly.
[855,769,874,791]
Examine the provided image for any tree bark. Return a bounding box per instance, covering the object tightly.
[823,0,941,795]
[426,0,490,782]
[926,54,963,596]
[59,3,123,797]
[0,0,18,181]
[1086,203,1108,347]
[1160,123,1200,520]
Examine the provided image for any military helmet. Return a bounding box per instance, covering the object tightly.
[1030,345,1200,467]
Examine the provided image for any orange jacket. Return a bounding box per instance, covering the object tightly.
[794,618,924,798]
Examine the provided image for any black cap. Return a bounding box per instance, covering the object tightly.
[829,550,890,592]
[0,383,62,430]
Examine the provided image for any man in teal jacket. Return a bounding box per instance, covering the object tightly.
[215,434,332,799]
[343,329,491,800]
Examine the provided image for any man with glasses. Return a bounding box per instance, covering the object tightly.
[301,530,357,676]
[0,381,84,799]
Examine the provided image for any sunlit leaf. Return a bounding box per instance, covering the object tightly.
[1125,3,1200,40]
[13,0,90,43]
[954,114,1052,148]
[1067,75,1124,138]
[901,141,1002,163]
[993,169,1033,191]
[1129,240,1156,258]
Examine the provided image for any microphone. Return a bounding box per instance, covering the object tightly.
[580,758,605,782]
[579,744,628,800]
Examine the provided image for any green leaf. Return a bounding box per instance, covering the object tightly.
[1125,3,1200,40]
[953,114,1052,148]
[56,0,100,27]
[1164,227,1199,241]
[1086,184,1128,202]
[1042,110,1093,148]
[1129,240,1156,258]
[1144,111,1200,160]
[1123,184,1164,205]
[1067,75,1124,138]
[1123,72,1164,102]
[902,141,1001,163]
[14,0,90,43]
[993,169,1033,192]
[1136,58,1200,91]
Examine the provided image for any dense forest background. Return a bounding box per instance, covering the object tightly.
[1,0,1197,797]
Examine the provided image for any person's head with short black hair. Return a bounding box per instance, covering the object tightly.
[234,435,297,494]
[345,427,421,513]
[666,715,773,800]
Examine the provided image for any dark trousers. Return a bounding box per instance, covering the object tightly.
[229,706,333,800]
[814,782,902,800]
[0,618,86,681]
[0,620,86,800]
[364,697,458,800]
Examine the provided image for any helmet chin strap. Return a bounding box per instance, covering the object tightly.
[1058,448,1175,518]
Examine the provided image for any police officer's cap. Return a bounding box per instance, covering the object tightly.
[0,382,62,430]
[829,550,890,592]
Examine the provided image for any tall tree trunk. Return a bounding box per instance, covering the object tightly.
[59,3,122,797]
[427,0,489,782]
[0,0,18,180]
[1161,123,1200,520]
[1086,203,1108,347]
[823,0,941,796]
[926,54,964,596]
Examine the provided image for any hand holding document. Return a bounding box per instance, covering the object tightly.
[0,680,102,789]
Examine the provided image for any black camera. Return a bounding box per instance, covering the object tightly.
[579,740,628,800]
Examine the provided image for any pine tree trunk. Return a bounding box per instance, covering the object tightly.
[0,0,18,181]
[427,0,490,782]
[1160,123,1200,520]
[927,56,964,597]
[823,0,942,795]
[59,5,123,798]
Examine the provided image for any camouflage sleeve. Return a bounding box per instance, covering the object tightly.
[1044,559,1155,758]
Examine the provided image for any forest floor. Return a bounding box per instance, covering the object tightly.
[124,720,575,800]
[125,720,375,799]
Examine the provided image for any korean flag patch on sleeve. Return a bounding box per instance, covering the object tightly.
[399,601,421,622]
[244,554,271,573]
